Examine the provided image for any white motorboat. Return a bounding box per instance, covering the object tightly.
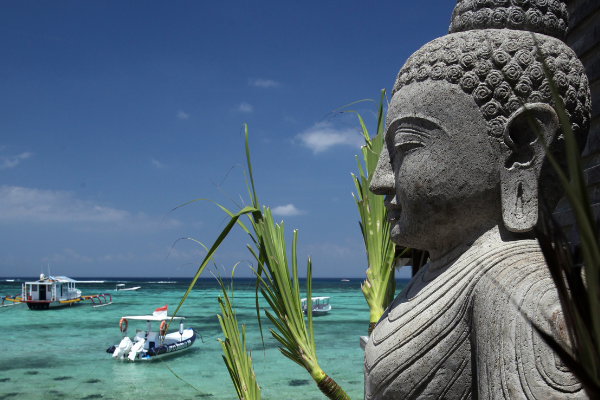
[115,284,141,291]
[107,305,196,361]
[301,296,331,316]
[20,274,112,309]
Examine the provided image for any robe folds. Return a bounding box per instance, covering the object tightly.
[364,237,585,400]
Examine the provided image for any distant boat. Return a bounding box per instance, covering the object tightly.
[301,297,331,316]
[341,279,350,282]
[107,305,196,361]
[5,279,14,282]
[20,274,112,309]
[115,284,141,292]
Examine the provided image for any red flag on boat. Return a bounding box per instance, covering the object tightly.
[153,304,167,318]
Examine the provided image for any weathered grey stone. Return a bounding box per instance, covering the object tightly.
[364,0,592,398]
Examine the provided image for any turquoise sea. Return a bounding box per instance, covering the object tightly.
[0,278,408,400]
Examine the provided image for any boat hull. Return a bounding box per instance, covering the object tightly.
[25,300,81,309]
[107,328,196,361]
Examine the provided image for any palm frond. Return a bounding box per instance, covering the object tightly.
[347,90,398,335]
[216,269,260,400]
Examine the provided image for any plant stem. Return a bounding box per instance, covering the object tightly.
[314,373,352,400]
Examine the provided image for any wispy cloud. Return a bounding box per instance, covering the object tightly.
[248,78,280,88]
[98,252,136,262]
[295,123,363,154]
[306,242,355,258]
[271,204,305,217]
[0,152,33,169]
[42,248,94,264]
[0,185,181,231]
[149,246,206,263]
[237,102,253,113]
[152,158,165,169]
[176,110,189,120]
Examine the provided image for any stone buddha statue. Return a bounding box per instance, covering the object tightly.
[364,1,592,399]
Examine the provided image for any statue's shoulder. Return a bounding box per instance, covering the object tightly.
[468,239,586,399]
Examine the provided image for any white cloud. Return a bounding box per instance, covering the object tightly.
[177,110,189,120]
[98,252,136,262]
[248,78,280,88]
[149,246,206,262]
[152,158,165,169]
[0,185,181,231]
[271,204,305,217]
[295,123,363,154]
[42,248,94,264]
[237,102,253,113]
[0,152,33,169]
[307,242,355,258]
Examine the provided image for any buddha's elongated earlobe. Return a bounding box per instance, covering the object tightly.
[500,104,559,232]
[501,170,539,232]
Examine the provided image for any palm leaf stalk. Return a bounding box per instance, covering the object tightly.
[169,125,350,399]
[216,268,260,400]
[247,209,350,400]
[239,129,351,399]
[348,89,398,335]
[521,37,600,398]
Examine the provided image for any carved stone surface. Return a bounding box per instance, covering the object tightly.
[364,0,592,398]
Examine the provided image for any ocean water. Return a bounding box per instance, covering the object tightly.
[0,278,409,400]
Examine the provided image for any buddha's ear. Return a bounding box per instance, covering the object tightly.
[500,103,559,232]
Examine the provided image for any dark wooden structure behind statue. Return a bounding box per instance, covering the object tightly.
[555,0,600,232]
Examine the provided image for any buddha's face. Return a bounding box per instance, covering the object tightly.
[371,80,503,257]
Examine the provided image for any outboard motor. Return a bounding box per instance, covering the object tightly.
[128,339,145,361]
[113,337,132,359]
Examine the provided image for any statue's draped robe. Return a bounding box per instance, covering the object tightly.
[364,238,585,399]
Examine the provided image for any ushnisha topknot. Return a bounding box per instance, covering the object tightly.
[449,0,569,41]
[391,0,591,144]
[392,30,591,140]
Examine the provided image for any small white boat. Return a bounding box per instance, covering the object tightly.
[301,297,331,316]
[115,284,141,291]
[107,305,196,361]
[20,274,112,309]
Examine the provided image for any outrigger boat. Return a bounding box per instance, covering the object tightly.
[1,294,23,308]
[107,305,196,361]
[301,296,331,316]
[18,274,112,309]
[115,284,141,291]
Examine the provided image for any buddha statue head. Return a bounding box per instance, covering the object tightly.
[370,0,592,260]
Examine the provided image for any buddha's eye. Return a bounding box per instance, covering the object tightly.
[394,129,426,155]
[395,141,423,154]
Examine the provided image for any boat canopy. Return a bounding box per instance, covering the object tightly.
[49,276,77,283]
[24,275,77,284]
[301,297,329,302]
[121,315,184,321]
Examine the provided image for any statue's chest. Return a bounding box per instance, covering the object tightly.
[364,267,478,400]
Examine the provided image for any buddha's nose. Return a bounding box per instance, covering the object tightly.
[369,148,395,195]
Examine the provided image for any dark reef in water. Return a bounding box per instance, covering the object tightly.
[289,379,310,386]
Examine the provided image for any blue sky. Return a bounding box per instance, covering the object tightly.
[0,1,455,278]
